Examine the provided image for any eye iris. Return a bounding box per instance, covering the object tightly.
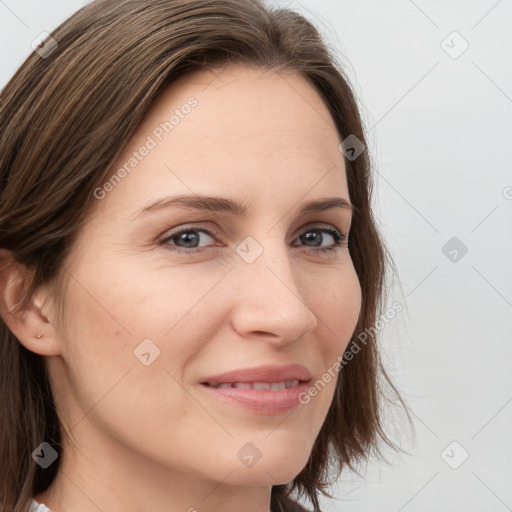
[302,231,323,247]
[177,231,200,248]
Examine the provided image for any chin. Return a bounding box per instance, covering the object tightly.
[220,446,311,487]
[224,464,304,487]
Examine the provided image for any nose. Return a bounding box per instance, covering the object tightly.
[229,239,318,346]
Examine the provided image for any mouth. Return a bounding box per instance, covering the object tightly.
[198,377,311,415]
[200,379,303,390]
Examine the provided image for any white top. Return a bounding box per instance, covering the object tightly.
[30,499,51,512]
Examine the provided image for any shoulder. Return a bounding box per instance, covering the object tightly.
[30,499,52,512]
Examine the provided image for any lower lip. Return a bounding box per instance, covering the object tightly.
[198,381,310,415]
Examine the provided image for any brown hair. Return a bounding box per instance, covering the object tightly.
[0,1,411,511]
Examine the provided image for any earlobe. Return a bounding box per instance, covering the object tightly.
[0,252,60,356]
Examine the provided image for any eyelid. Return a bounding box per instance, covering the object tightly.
[157,222,223,246]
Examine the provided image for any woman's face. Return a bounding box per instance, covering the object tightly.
[42,65,361,497]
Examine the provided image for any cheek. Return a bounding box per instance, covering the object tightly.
[315,264,362,359]
[57,258,225,405]
[55,275,138,420]
[55,267,201,458]
[296,264,361,425]
[64,253,211,350]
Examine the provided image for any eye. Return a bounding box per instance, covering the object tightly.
[159,226,220,253]
[292,225,348,254]
[158,224,349,255]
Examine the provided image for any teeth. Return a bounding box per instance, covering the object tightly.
[233,382,252,389]
[209,380,300,390]
[253,382,270,390]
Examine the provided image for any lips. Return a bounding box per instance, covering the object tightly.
[199,364,312,387]
[207,380,300,390]
[198,364,312,415]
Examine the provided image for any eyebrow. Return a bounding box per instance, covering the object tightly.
[129,194,355,220]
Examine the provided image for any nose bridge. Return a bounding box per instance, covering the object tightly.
[229,231,318,340]
[236,229,296,291]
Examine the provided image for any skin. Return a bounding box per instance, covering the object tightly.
[2,65,361,512]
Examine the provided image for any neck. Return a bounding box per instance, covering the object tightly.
[34,424,273,512]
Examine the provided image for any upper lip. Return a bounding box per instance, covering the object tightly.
[200,364,312,386]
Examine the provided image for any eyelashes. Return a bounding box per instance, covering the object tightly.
[294,226,347,253]
[158,223,349,256]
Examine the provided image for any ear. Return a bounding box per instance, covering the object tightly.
[0,249,60,356]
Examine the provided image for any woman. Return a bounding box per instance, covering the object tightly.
[0,1,410,511]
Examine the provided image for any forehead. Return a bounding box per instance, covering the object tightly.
[90,65,348,220]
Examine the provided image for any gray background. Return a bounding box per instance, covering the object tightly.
[1,1,511,511]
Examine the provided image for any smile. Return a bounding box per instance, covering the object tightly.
[198,378,311,415]
[203,380,300,390]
